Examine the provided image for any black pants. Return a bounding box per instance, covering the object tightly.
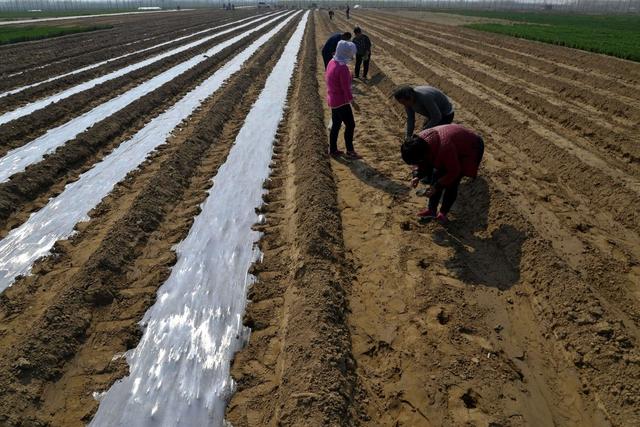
[330,104,355,152]
[355,54,370,78]
[428,136,484,214]
[322,51,331,70]
[441,111,455,125]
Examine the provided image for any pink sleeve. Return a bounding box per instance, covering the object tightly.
[340,66,353,103]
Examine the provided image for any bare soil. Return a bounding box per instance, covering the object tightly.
[0,9,639,427]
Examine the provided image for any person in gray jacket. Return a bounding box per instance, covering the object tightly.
[393,85,455,138]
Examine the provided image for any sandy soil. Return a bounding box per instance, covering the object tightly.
[230,9,640,426]
[0,8,639,426]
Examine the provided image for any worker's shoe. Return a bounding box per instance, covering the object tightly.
[346,151,362,159]
[417,208,436,218]
[436,212,449,225]
[328,149,344,157]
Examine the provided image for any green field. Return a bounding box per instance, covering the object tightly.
[0,25,112,45]
[0,9,138,20]
[445,10,640,62]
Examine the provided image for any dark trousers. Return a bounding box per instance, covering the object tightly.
[355,54,370,78]
[330,104,355,152]
[441,111,455,125]
[322,52,331,70]
[428,136,484,214]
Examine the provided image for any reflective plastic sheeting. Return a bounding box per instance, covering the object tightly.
[0,12,281,126]
[0,13,270,100]
[0,12,290,183]
[89,11,308,427]
[0,12,299,293]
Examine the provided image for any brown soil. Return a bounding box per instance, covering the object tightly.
[1,9,639,427]
[228,9,640,426]
[0,15,299,426]
[227,15,358,426]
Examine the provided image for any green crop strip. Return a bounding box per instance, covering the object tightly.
[442,10,640,62]
[0,25,112,45]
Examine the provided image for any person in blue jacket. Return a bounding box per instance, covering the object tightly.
[321,31,352,69]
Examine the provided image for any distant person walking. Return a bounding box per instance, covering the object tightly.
[326,41,361,159]
[393,85,455,138]
[401,124,484,224]
[346,5,350,19]
[352,27,371,80]
[328,9,334,20]
[321,31,352,69]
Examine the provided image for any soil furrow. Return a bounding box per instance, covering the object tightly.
[0,17,299,427]
[348,19,640,240]
[228,13,358,426]
[347,16,640,329]
[0,20,281,233]
[362,12,640,124]
[367,11,640,102]
[320,10,640,426]
[371,10,640,86]
[347,15,640,170]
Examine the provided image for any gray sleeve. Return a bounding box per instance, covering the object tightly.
[406,106,415,138]
[423,98,442,129]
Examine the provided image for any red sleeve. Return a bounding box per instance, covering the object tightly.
[339,66,353,103]
[436,145,461,188]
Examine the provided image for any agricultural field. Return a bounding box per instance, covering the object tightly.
[454,10,640,61]
[0,6,639,427]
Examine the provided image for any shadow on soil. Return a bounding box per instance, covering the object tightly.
[336,157,410,197]
[432,177,526,290]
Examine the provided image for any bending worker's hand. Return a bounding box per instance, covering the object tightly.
[425,186,437,197]
[411,177,420,188]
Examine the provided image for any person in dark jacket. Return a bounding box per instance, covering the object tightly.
[352,27,371,79]
[401,124,484,224]
[393,85,455,138]
[346,5,350,19]
[322,31,352,69]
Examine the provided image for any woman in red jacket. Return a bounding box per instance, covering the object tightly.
[401,124,484,224]
[325,40,361,159]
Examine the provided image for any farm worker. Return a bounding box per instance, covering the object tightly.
[352,27,371,80]
[393,85,455,139]
[329,9,334,20]
[322,31,352,69]
[401,124,484,224]
[326,41,361,159]
[346,5,350,19]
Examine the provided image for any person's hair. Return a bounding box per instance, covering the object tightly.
[401,135,428,165]
[354,27,362,34]
[341,32,352,40]
[393,85,415,102]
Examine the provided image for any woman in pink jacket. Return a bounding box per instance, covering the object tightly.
[326,40,361,159]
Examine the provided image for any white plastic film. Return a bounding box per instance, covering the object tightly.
[90,11,308,427]
[0,12,282,125]
[0,12,300,293]
[0,13,270,99]
[0,12,290,183]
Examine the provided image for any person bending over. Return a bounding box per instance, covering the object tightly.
[326,40,361,159]
[401,124,484,224]
[352,27,371,80]
[321,31,351,69]
[393,85,455,139]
